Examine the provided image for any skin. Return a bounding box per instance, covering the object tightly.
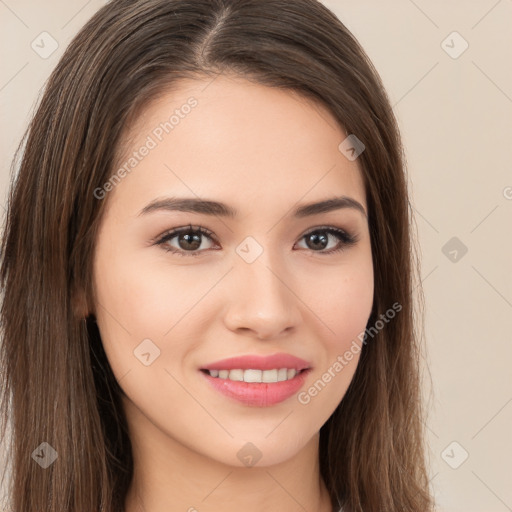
[90,73,374,512]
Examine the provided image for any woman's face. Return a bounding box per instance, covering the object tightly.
[92,74,374,467]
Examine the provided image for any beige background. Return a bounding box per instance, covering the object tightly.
[1,1,511,511]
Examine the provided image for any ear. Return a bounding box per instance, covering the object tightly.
[71,285,94,320]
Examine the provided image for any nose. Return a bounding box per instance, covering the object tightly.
[223,253,302,340]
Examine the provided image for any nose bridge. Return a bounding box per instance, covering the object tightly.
[239,244,292,305]
[223,240,300,337]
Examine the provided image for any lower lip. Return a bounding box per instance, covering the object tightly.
[200,369,311,407]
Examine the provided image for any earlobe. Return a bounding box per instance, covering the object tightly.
[85,314,97,324]
[71,286,95,320]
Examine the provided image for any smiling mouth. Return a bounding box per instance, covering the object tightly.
[200,368,309,383]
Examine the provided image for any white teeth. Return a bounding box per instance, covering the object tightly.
[206,368,302,383]
[244,369,262,382]
[277,368,288,381]
[262,369,278,383]
[228,369,244,381]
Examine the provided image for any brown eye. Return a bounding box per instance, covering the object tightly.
[154,224,358,257]
[296,227,358,254]
[156,225,216,256]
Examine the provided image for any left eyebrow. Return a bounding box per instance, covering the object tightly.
[137,196,367,219]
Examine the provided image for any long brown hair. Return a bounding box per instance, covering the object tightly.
[0,0,434,510]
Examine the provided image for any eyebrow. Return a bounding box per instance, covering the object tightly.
[138,196,367,219]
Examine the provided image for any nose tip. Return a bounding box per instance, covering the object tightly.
[222,257,301,340]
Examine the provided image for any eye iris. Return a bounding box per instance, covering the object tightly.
[179,232,201,250]
[306,232,328,250]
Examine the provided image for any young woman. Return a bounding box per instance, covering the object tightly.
[0,1,434,511]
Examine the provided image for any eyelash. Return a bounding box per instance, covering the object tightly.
[154,223,359,258]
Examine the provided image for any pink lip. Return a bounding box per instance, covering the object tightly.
[200,368,311,407]
[201,353,311,371]
[199,353,312,407]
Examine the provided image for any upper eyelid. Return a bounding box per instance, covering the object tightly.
[155,225,215,242]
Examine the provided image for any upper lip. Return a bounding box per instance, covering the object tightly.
[201,353,311,371]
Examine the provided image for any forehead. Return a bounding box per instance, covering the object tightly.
[107,74,367,216]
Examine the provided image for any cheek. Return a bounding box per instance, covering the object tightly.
[92,245,215,368]
[301,257,374,351]
[332,271,373,342]
[294,261,373,420]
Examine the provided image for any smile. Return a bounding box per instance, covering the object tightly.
[200,368,311,407]
[202,368,307,383]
